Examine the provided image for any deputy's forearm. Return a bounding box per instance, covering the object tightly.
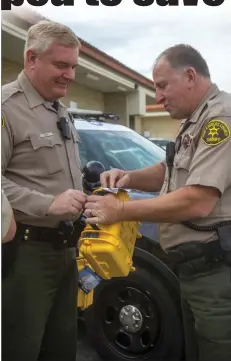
[126,162,166,192]
[120,185,218,223]
[2,175,54,218]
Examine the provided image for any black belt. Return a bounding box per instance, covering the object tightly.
[166,240,224,263]
[15,221,85,250]
[166,240,226,276]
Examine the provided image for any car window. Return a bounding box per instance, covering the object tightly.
[77,129,165,171]
[149,139,169,150]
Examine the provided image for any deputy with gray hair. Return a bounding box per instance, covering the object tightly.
[1,20,86,361]
[84,44,231,361]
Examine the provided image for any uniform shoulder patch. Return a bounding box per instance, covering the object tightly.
[201,119,230,146]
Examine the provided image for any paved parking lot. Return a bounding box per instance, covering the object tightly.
[77,320,101,361]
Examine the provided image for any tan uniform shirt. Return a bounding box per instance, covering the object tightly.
[1,189,13,240]
[159,84,231,251]
[1,71,83,228]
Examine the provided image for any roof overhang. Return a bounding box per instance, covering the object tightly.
[144,111,170,117]
[144,104,170,117]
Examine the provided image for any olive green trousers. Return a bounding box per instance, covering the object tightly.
[2,239,78,361]
[179,263,231,361]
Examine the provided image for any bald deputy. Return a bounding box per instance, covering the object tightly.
[84,45,231,361]
[1,20,86,361]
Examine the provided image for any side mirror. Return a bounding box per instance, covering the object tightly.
[82,161,106,193]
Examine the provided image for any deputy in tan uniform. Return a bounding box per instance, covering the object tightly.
[1,20,86,361]
[1,189,16,242]
[84,45,231,361]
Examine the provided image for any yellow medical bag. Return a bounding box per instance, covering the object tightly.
[78,188,141,280]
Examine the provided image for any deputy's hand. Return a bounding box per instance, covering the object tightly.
[84,194,124,224]
[100,168,131,188]
[48,189,87,217]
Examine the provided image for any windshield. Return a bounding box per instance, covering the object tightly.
[77,129,165,171]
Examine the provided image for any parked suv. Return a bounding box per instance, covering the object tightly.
[69,109,184,361]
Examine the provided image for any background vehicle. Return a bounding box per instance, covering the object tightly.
[69,109,184,361]
[148,137,171,150]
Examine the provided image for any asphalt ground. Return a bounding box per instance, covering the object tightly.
[77,320,102,361]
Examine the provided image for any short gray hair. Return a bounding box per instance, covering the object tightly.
[24,20,81,59]
[155,44,210,78]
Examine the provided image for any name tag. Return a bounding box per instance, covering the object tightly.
[40,132,53,138]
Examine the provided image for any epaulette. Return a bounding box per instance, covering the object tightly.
[2,82,21,105]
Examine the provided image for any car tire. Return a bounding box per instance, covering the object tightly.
[84,247,184,361]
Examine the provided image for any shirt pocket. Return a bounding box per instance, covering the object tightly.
[174,154,191,170]
[30,133,63,175]
[172,154,191,188]
[71,130,82,169]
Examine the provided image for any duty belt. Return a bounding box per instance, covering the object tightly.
[166,240,226,277]
[15,221,85,250]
